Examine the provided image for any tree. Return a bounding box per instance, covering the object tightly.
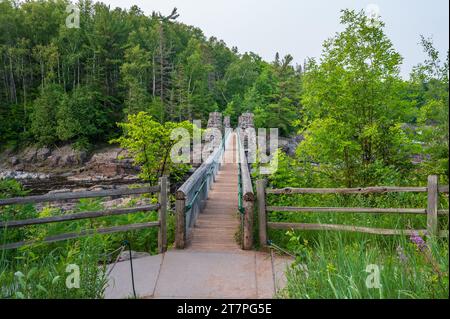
[1,1,269,147]
[30,84,65,145]
[111,112,193,183]
[121,44,152,115]
[411,37,449,180]
[56,85,108,147]
[299,9,415,187]
[252,54,301,135]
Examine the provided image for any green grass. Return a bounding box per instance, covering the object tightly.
[278,232,448,299]
[0,236,108,299]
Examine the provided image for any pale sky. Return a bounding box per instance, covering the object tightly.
[102,0,449,78]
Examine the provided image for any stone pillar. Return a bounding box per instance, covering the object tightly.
[223,116,231,129]
[207,112,223,131]
[205,112,223,147]
[238,112,254,129]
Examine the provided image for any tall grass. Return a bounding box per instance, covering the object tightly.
[279,232,448,299]
[0,236,108,298]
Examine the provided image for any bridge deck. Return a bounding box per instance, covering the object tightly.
[105,250,293,299]
[105,132,296,299]
[188,133,240,251]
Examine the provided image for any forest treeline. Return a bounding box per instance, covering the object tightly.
[0,0,301,150]
[0,1,448,186]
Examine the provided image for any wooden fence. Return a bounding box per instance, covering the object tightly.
[0,177,168,252]
[256,175,449,246]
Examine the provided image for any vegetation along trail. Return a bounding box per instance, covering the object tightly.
[0,0,448,300]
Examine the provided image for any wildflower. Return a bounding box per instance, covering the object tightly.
[409,232,444,278]
[396,245,408,264]
[410,232,428,252]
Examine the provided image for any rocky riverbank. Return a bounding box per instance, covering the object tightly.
[0,145,142,194]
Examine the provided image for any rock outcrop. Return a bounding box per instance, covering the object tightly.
[1,145,88,171]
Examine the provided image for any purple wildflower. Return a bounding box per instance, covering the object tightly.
[410,232,428,252]
[396,245,408,264]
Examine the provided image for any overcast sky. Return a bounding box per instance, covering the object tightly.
[102,0,449,78]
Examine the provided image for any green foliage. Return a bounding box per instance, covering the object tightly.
[121,44,152,116]
[410,37,449,181]
[253,55,301,135]
[112,112,193,183]
[2,0,302,147]
[56,85,110,145]
[30,84,65,146]
[299,9,417,187]
[0,179,28,199]
[1,238,108,299]
[255,10,450,300]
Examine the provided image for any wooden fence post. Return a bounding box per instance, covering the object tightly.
[256,179,267,247]
[427,175,439,238]
[242,194,255,250]
[158,176,168,253]
[175,191,186,249]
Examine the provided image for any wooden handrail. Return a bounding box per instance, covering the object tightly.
[175,131,230,249]
[266,186,428,195]
[267,222,437,236]
[0,178,169,253]
[266,206,427,214]
[256,176,449,246]
[0,186,160,206]
[0,222,160,250]
[0,205,160,228]
[238,132,254,201]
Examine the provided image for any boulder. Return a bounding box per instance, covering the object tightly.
[22,147,38,163]
[81,147,135,178]
[10,156,20,166]
[280,135,304,156]
[50,146,87,167]
[47,154,61,167]
[36,147,51,161]
[117,250,151,261]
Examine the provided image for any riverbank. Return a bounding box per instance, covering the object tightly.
[0,144,140,195]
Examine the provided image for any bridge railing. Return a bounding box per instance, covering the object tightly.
[0,177,169,252]
[175,130,231,249]
[237,130,255,250]
[256,176,449,246]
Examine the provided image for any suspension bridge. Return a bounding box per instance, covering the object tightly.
[105,112,292,299]
[2,112,447,299]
